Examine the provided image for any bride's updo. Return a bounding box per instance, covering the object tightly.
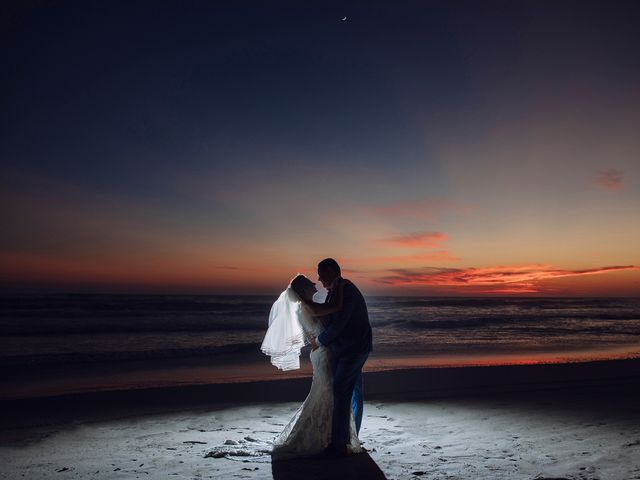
[290,274,312,299]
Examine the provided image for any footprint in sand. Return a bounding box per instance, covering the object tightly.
[534,477,572,479]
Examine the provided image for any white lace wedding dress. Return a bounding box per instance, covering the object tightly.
[205,288,362,461]
[271,302,362,459]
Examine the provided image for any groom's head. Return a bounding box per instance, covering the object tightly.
[317,258,341,289]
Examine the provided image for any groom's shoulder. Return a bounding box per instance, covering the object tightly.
[344,280,363,299]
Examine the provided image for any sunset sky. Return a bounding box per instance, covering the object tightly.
[2,1,639,296]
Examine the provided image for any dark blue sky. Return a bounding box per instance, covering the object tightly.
[2,1,640,294]
[6,1,637,190]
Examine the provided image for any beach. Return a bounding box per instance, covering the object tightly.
[5,0,640,477]
[2,359,640,479]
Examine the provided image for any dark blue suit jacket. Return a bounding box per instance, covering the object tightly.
[317,282,373,357]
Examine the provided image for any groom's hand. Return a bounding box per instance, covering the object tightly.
[310,338,319,351]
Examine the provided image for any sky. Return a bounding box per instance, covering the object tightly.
[1,0,639,296]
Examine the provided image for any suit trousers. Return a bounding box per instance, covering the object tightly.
[330,351,369,447]
[352,372,363,433]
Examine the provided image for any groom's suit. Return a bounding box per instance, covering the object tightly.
[317,279,372,448]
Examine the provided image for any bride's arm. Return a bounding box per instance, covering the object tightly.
[302,278,349,317]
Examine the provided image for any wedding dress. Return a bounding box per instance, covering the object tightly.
[262,288,362,458]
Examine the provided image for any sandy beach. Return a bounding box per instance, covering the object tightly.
[2,359,640,480]
[5,0,640,478]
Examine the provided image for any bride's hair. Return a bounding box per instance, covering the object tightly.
[289,274,310,298]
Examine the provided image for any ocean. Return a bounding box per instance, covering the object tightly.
[1,294,639,398]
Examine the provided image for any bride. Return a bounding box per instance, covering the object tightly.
[261,274,362,458]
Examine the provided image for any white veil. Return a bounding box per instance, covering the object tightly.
[261,286,308,371]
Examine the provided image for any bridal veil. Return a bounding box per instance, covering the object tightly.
[261,286,307,371]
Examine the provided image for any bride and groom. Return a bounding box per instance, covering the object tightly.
[261,258,373,459]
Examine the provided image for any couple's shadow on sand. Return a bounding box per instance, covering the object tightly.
[272,452,387,480]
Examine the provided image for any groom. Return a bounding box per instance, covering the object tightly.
[311,258,373,457]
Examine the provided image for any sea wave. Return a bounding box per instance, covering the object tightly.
[368,297,636,309]
[0,342,263,369]
[374,315,640,331]
[2,294,639,368]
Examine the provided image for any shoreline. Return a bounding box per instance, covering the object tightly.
[2,344,639,401]
[2,357,640,430]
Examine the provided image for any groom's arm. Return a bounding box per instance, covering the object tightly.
[316,284,356,347]
[300,278,348,317]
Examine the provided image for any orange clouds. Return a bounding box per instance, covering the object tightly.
[344,230,460,268]
[379,231,447,248]
[3,167,638,296]
[596,168,624,190]
[375,264,640,293]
